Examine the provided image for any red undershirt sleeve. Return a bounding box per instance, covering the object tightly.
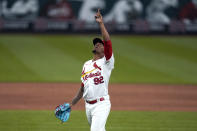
[81,83,84,87]
[103,40,113,61]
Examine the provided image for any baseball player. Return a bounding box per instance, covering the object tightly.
[70,9,114,131]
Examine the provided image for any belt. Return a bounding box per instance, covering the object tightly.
[86,97,105,104]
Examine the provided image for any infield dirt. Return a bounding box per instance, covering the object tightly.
[0,83,197,111]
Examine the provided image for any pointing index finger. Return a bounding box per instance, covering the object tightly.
[98,8,100,14]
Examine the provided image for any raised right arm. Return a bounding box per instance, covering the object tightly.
[95,9,113,61]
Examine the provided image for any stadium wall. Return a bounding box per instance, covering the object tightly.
[0,0,197,34]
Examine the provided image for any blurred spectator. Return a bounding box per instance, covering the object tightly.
[179,0,197,25]
[104,0,143,24]
[1,0,38,20]
[47,0,74,20]
[146,0,178,25]
[0,2,2,17]
[78,0,105,23]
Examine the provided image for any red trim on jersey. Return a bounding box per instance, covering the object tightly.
[103,40,112,61]
[81,83,84,87]
[82,67,85,75]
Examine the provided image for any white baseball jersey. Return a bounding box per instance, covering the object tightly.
[81,40,114,101]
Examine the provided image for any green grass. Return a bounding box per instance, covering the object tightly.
[0,34,197,84]
[0,110,197,131]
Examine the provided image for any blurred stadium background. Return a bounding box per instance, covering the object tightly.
[0,0,197,34]
[0,0,197,131]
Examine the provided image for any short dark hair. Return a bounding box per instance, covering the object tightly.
[93,38,104,46]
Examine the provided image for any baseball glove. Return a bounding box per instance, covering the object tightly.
[55,103,71,123]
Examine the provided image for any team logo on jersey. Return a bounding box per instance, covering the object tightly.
[93,62,101,70]
[82,68,85,75]
[83,71,101,81]
[81,62,102,81]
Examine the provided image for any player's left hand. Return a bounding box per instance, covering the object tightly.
[55,103,71,123]
[95,9,103,23]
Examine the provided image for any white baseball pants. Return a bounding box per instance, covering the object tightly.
[85,99,111,131]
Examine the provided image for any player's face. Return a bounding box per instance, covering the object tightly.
[93,42,104,54]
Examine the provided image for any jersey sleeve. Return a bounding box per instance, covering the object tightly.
[103,40,114,69]
[103,40,113,61]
